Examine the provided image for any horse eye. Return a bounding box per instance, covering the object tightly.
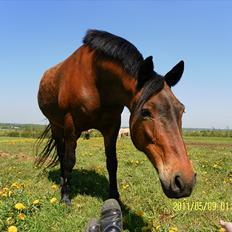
[141,109,152,118]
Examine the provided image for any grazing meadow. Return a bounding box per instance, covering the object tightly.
[0,133,231,231]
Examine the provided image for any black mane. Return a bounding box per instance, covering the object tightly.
[83,29,144,77]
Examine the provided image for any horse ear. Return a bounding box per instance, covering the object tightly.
[137,56,154,89]
[165,60,184,87]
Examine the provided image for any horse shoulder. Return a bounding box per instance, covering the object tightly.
[57,46,100,113]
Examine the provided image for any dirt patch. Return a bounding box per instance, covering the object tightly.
[0,151,12,158]
[0,151,34,161]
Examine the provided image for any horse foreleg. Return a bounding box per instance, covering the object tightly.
[102,119,121,200]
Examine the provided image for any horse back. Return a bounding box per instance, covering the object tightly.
[38,45,111,128]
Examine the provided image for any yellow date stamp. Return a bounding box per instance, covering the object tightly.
[173,201,232,211]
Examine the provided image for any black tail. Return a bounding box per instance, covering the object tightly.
[35,124,59,168]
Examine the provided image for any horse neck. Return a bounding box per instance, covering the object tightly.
[95,60,140,110]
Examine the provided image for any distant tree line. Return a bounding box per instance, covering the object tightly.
[0,123,103,138]
[0,123,232,138]
[183,129,232,137]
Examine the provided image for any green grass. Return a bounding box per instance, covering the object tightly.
[0,136,232,231]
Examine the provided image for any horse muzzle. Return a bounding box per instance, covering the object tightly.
[160,172,197,198]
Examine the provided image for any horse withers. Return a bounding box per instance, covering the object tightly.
[36,30,196,205]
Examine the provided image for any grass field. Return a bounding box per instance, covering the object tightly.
[0,136,231,232]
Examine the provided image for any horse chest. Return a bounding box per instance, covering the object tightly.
[72,105,123,131]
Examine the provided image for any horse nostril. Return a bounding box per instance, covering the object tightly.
[174,175,184,191]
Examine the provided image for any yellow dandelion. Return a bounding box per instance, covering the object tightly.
[32,199,40,205]
[51,184,59,191]
[8,226,17,232]
[76,203,82,208]
[50,197,58,204]
[136,210,144,217]
[8,191,13,197]
[122,184,129,190]
[219,228,226,232]
[18,213,26,220]
[2,193,8,197]
[11,183,20,188]
[153,223,161,231]
[135,160,140,165]
[15,203,26,210]
[3,187,9,192]
[169,227,178,232]
[11,182,23,189]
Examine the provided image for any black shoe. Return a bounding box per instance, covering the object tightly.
[100,199,123,232]
[85,218,100,232]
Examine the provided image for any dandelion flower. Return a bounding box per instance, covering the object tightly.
[219,228,226,232]
[15,203,26,210]
[50,197,58,204]
[122,184,129,190]
[2,187,9,197]
[8,191,13,197]
[135,160,140,165]
[51,184,59,191]
[11,182,23,189]
[32,199,40,205]
[11,182,19,188]
[8,226,17,232]
[76,203,82,208]
[11,182,20,189]
[3,187,9,192]
[18,213,26,220]
[169,227,178,232]
[136,210,144,217]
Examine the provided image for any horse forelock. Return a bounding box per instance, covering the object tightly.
[133,74,164,112]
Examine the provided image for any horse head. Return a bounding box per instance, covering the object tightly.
[130,57,196,198]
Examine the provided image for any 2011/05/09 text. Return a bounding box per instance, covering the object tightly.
[173,201,232,211]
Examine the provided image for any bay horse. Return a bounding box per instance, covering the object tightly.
[36,30,196,205]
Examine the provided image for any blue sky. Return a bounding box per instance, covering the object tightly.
[0,1,231,128]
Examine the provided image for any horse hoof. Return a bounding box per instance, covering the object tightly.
[61,195,72,206]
